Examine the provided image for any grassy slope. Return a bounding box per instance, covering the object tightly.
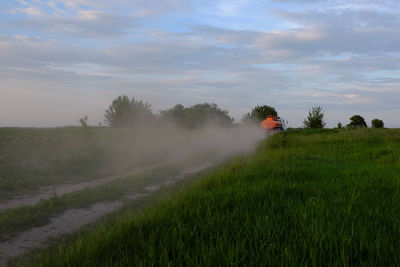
[28,129,400,266]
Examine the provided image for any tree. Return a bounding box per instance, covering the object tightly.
[242,105,278,123]
[160,103,233,128]
[371,118,384,128]
[303,106,326,128]
[337,122,343,129]
[185,103,233,128]
[104,95,155,127]
[347,115,367,128]
[159,104,185,127]
[79,116,88,128]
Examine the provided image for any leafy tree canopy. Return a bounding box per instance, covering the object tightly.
[303,106,326,129]
[347,115,367,128]
[242,105,278,123]
[159,104,185,127]
[160,103,233,128]
[104,95,155,127]
[371,118,384,128]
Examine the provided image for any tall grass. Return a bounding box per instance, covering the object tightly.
[25,129,400,266]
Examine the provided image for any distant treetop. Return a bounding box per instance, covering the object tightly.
[104,95,155,127]
[242,105,278,123]
[371,118,384,128]
[347,115,367,128]
[160,103,233,128]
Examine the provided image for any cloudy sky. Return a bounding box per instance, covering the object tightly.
[1,0,399,127]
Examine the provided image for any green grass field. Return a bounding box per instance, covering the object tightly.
[0,127,150,198]
[21,128,400,266]
[0,126,225,199]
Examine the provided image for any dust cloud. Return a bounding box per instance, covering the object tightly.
[0,123,267,265]
[0,123,266,211]
[104,123,266,172]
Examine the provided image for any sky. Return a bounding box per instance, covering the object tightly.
[0,0,399,128]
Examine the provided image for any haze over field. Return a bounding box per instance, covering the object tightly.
[0,123,265,265]
[0,0,399,127]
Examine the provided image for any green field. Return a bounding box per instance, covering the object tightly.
[0,125,263,265]
[19,128,400,266]
[0,126,181,199]
[0,126,248,200]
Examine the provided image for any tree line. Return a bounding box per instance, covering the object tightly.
[100,95,281,128]
[79,95,385,129]
[103,95,234,128]
[303,106,384,129]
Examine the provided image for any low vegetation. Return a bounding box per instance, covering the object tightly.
[26,128,400,266]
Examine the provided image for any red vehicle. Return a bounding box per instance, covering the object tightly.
[260,116,286,132]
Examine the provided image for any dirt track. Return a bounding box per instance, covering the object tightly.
[0,161,178,212]
[0,201,124,267]
[0,162,214,266]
